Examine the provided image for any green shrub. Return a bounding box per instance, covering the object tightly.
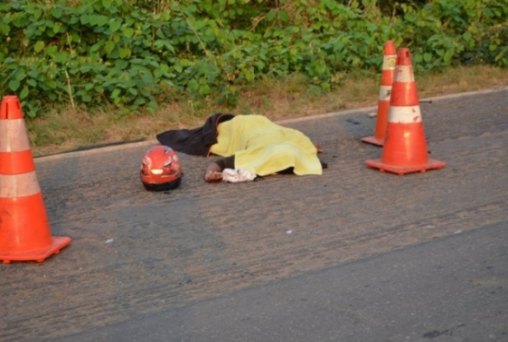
[0,0,506,118]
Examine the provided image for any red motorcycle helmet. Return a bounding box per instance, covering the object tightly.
[140,145,182,191]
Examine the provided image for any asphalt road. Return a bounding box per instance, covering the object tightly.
[56,221,508,342]
[1,88,507,342]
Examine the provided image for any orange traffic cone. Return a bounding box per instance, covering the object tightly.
[0,95,71,263]
[361,40,397,146]
[365,48,446,175]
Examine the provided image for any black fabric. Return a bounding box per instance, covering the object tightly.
[156,113,235,156]
[320,159,328,169]
[215,155,235,170]
[276,158,326,175]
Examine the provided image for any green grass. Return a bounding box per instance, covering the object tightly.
[27,65,508,157]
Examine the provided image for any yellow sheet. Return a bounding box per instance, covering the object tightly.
[209,115,322,176]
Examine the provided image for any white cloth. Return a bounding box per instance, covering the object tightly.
[222,168,256,183]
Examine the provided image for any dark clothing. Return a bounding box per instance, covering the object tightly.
[156,113,234,156]
[216,156,235,170]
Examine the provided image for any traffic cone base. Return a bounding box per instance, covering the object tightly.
[1,236,71,264]
[365,157,445,175]
[0,193,71,263]
[361,136,384,146]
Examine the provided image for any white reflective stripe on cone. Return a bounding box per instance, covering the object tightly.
[388,105,422,123]
[0,119,30,152]
[379,85,392,101]
[0,172,41,198]
[382,55,397,70]
[394,65,414,83]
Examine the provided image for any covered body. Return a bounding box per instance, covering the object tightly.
[209,115,322,176]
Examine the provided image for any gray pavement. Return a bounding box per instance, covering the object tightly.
[57,221,508,342]
[0,88,507,341]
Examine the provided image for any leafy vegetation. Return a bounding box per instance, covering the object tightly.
[0,0,506,118]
